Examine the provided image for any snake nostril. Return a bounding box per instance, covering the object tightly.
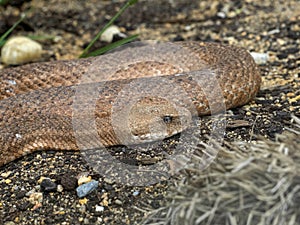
[163,115,173,124]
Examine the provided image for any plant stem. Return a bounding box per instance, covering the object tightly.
[79,0,139,58]
[0,13,26,47]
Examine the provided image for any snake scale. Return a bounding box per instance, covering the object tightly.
[0,41,261,167]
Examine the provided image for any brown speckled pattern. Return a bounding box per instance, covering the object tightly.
[0,42,261,167]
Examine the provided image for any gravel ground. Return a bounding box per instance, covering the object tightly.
[0,0,299,224]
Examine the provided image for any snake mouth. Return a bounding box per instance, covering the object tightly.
[132,131,168,142]
[133,132,167,142]
[126,112,192,145]
[129,124,185,144]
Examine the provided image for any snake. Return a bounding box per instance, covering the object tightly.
[0,41,261,167]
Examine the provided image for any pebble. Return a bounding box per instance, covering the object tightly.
[268,28,280,35]
[57,184,64,192]
[95,205,104,212]
[250,52,269,65]
[76,180,99,198]
[4,222,16,225]
[60,174,77,191]
[79,198,88,205]
[28,192,43,205]
[132,190,140,196]
[1,171,12,178]
[100,25,125,43]
[78,204,86,213]
[217,11,226,18]
[40,178,57,192]
[1,36,42,65]
[78,175,92,186]
[115,199,123,205]
[26,189,37,197]
[16,190,27,199]
[4,179,12,184]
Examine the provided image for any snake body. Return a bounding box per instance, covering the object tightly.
[0,41,261,167]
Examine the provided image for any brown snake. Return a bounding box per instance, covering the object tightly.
[0,41,261,167]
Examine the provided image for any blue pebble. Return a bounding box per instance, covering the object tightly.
[76,180,99,198]
[132,190,140,196]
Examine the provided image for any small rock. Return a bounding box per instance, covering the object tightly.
[83,218,90,224]
[40,178,57,192]
[268,29,280,35]
[16,190,27,199]
[132,190,140,196]
[57,184,64,192]
[38,176,47,184]
[78,204,86,213]
[95,205,104,212]
[17,200,32,211]
[76,180,98,198]
[1,171,12,178]
[78,175,92,186]
[100,25,125,43]
[115,199,123,205]
[26,189,37,197]
[276,38,286,46]
[4,179,12,184]
[28,192,43,205]
[4,221,16,225]
[1,36,42,65]
[60,174,77,191]
[79,198,88,205]
[217,11,226,18]
[250,52,269,65]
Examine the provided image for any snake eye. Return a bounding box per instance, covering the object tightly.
[162,115,173,124]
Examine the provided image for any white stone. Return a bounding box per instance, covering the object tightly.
[95,205,104,212]
[250,52,269,65]
[1,36,42,65]
[100,25,121,43]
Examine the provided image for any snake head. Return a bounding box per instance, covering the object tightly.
[112,96,192,145]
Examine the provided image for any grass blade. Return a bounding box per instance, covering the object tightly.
[79,0,139,58]
[83,34,138,57]
[0,13,26,47]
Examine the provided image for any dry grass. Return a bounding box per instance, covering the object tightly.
[143,115,300,225]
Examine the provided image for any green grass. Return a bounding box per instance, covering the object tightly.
[0,0,10,6]
[0,0,139,57]
[83,34,139,57]
[79,0,139,58]
[0,13,26,47]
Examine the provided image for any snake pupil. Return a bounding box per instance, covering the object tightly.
[163,116,173,124]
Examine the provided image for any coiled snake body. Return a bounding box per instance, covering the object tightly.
[0,41,261,167]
